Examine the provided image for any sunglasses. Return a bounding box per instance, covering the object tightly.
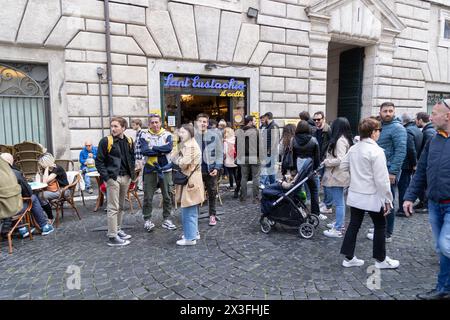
[313,118,323,122]
[375,128,383,132]
[440,99,450,110]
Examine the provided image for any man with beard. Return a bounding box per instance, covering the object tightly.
[367,102,406,243]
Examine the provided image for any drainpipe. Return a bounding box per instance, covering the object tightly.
[104,0,113,123]
[97,67,106,137]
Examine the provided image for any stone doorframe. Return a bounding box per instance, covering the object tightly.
[305,0,406,118]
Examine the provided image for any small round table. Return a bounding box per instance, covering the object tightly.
[28,182,48,191]
[86,172,104,212]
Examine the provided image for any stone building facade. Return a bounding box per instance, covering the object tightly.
[0,0,449,160]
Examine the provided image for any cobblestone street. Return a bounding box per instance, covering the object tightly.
[0,188,438,300]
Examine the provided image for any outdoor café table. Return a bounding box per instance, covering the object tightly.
[28,181,48,192]
[87,171,104,212]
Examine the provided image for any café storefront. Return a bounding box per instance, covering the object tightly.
[161,73,248,129]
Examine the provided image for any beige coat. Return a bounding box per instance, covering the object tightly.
[173,138,205,208]
[322,136,350,187]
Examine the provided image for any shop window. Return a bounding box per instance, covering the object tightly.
[161,73,248,130]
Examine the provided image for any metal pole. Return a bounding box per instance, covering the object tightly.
[104,0,113,123]
[97,68,105,137]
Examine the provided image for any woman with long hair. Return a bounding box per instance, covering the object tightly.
[171,124,205,245]
[279,124,296,175]
[322,117,353,238]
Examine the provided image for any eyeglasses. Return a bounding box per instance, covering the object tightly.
[375,128,383,132]
[86,144,92,147]
[313,118,323,122]
[440,99,450,110]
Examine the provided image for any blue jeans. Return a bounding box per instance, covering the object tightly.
[428,200,450,293]
[327,187,345,230]
[181,205,199,241]
[82,167,97,189]
[20,195,47,228]
[260,175,276,186]
[397,169,413,213]
[386,179,398,237]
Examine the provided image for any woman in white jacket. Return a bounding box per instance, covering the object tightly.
[339,117,400,269]
[322,117,353,238]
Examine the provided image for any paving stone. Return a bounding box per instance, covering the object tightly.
[0,196,437,300]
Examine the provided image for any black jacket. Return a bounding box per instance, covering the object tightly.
[263,120,279,157]
[315,123,331,161]
[236,125,260,164]
[292,133,320,170]
[419,122,436,159]
[95,135,136,182]
[402,122,423,170]
[11,165,32,198]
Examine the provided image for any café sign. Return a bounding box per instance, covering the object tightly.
[163,73,246,91]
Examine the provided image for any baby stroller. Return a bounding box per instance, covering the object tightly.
[260,158,323,239]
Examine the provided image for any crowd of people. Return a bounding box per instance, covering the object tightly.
[0,98,448,300]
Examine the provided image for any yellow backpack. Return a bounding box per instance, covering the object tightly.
[107,135,133,153]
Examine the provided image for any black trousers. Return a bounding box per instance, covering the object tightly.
[340,207,386,262]
[202,173,217,216]
[226,166,239,189]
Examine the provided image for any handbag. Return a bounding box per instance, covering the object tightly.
[172,164,199,185]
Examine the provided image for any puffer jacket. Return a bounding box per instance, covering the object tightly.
[402,122,423,170]
[418,122,436,159]
[405,130,450,203]
[377,117,407,176]
[292,133,320,170]
[322,136,350,187]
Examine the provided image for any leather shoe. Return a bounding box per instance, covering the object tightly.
[416,289,450,300]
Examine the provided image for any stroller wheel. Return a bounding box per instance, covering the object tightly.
[260,217,272,234]
[299,223,314,239]
[308,215,320,228]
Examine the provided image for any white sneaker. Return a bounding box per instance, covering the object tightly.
[342,256,365,268]
[318,214,328,221]
[375,256,399,269]
[162,219,177,230]
[320,207,333,214]
[326,221,336,229]
[181,232,201,240]
[176,239,197,246]
[323,228,343,238]
[144,220,155,232]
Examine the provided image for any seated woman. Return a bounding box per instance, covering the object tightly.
[0,153,54,237]
[37,153,70,223]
